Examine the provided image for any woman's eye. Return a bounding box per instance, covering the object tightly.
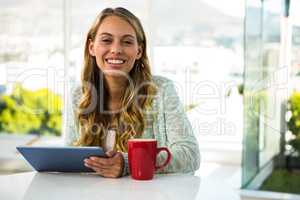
[123,40,133,45]
[101,39,111,43]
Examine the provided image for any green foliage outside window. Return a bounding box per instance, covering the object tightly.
[287,91,300,154]
[0,83,62,136]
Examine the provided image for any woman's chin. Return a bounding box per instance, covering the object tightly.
[102,69,129,78]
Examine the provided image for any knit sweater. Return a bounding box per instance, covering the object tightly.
[64,75,200,175]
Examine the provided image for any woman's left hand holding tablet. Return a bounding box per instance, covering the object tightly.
[84,150,124,178]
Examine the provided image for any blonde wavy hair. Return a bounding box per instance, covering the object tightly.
[74,7,156,152]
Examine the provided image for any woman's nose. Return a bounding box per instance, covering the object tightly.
[110,42,123,54]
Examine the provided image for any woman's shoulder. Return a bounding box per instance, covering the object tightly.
[70,82,82,107]
[151,75,178,103]
[152,75,174,89]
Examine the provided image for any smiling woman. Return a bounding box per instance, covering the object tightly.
[89,16,142,75]
[64,7,200,178]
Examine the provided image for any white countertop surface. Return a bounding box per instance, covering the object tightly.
[0,164,243,200]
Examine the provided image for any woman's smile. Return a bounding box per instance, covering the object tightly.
[105,57,126,69]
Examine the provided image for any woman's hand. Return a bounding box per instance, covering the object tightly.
[84,150,124,178]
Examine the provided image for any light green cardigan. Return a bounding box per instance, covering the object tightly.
[64,75,200,175]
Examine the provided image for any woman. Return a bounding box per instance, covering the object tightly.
[65,7,200,178]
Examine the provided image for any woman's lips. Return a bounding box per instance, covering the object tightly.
[105,58,126,69]
[106,58,125,64]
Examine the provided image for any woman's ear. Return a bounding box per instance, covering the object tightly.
[89,40,95,56]
[137,46,143,59]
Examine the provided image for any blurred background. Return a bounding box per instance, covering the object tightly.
[0,0,300,197]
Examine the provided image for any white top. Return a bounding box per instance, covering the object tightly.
[103,129,116,152]
[0,171,244,200]
[0,172,200,200]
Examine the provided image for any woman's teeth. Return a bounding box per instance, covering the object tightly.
[107,59,125,64]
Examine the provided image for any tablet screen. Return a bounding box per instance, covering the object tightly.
[17,146,106,172]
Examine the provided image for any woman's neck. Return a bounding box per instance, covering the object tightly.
[105,76,127,101]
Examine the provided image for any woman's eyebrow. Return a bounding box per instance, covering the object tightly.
[98,32,112,37]
[98,32,136,39]
[122,34,135,39]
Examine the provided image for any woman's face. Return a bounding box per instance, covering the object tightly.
[89,16,142,77]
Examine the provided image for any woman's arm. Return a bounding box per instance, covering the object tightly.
[63,86,81,146]
[64,85,128,177]
[156,79,201,174]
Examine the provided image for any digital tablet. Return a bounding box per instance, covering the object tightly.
[16,146,106,173]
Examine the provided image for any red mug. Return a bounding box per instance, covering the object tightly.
[128,139,172,180]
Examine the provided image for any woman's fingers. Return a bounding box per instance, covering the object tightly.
[84,159,112,170]
[105,150,117,157]
[84,152,124,178]
[86,163,121,178]
[85,162,107,174]
[89,157,114,165]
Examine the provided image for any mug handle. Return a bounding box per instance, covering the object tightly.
[155,147,172,170]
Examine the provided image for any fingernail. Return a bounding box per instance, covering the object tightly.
[91,157,99,161]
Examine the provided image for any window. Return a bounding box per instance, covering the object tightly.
[151,0,244,141]
[0,0,64,137]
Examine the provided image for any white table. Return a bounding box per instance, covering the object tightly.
[0,169,243,200]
